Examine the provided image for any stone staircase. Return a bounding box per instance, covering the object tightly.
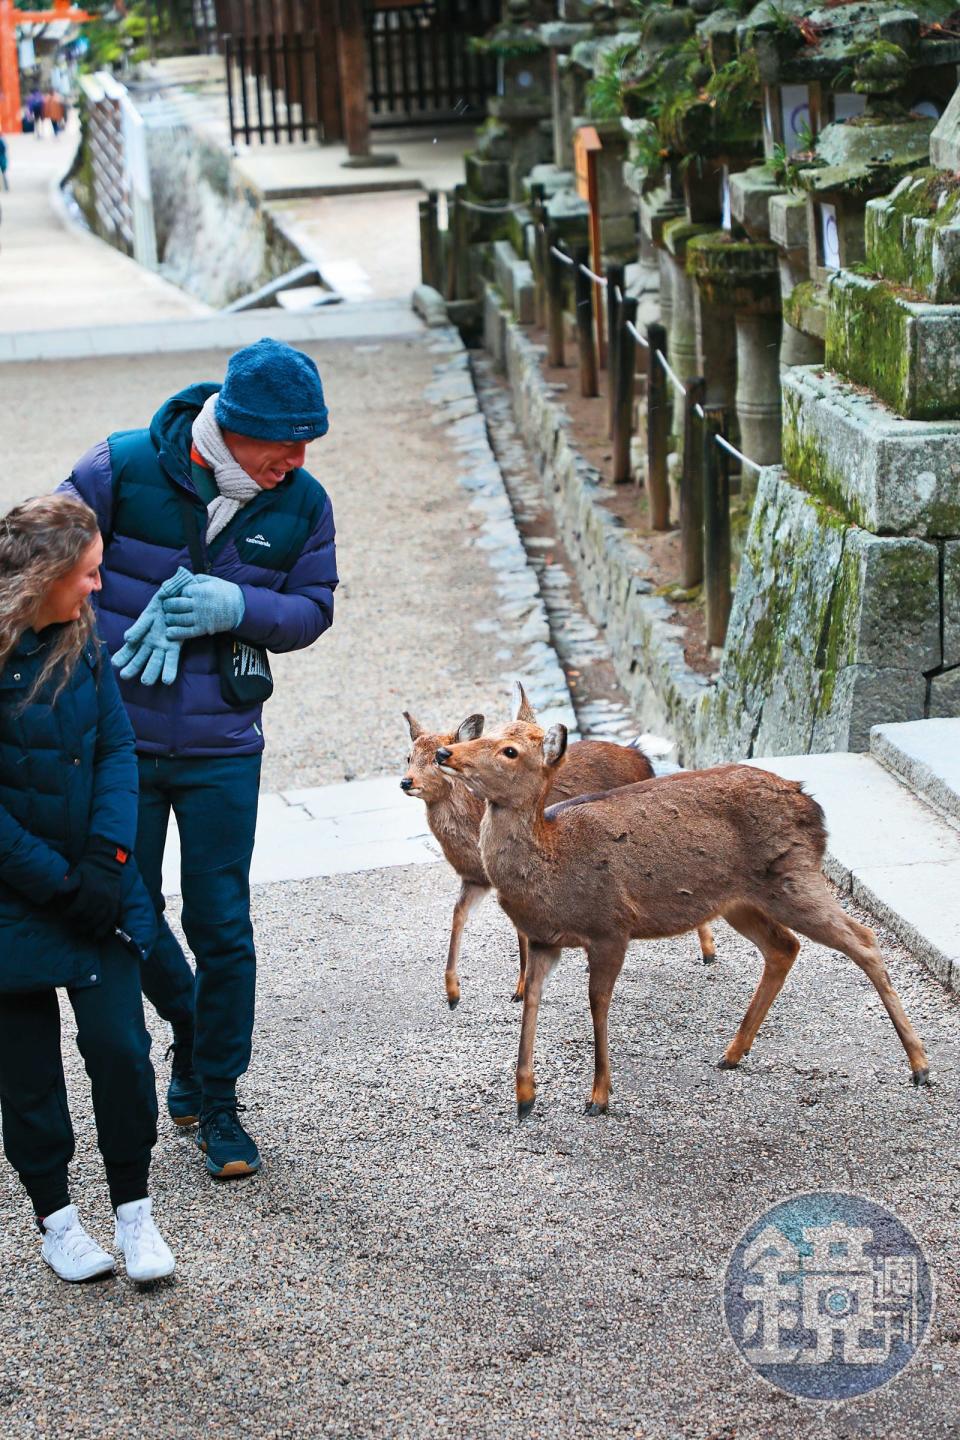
[749,719,960,991]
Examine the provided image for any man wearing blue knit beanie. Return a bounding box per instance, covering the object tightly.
[62,338,338,1181]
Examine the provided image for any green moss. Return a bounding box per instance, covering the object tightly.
[865,169,960,299]
[781,410,865,525]
[825,277,912,413]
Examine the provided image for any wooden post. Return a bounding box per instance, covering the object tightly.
[574,246,598,399]
[646,321,670,530]
[703,406,732,647]
[606,262,624,439]
[336,0,370,158]
[530,183,546,327]
[445,190,458,301]
[613,295,637,484]
[546,232,565,369]
[425,190,440,290]
[680,377,706,589]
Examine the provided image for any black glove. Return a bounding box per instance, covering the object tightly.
[58,836,130,940]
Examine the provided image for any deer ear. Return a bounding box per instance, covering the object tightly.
[543,724,568,767]
[403,711,423,741]
[455,713,484,743]
[511,680,537,723]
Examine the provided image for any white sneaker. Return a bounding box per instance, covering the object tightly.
[114,1198,175,1283]
[41,1204,115,1283]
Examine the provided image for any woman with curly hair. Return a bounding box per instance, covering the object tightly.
[0,494,175,1284]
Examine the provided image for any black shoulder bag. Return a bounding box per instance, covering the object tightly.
[175,491,274,708]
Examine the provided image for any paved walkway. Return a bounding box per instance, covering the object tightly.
[0,122,208,333]
[1,332,959,1440]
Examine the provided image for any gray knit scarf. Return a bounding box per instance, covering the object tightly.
[191,392,262,543]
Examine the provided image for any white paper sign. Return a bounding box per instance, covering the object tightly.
[820,202,840,269]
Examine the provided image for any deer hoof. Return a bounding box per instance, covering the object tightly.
[510,990,523,1003]
[517,1097,536,1122]
[702,953,716,965]
[584,1101,608,1117]
[447,995,460,1010]
[716,1056,739,1071]
[912,1067,931,1087]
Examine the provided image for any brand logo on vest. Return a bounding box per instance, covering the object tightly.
[246,534,271,548]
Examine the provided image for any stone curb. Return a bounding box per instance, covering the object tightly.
[423,324,579,734]
[490,290,709,758]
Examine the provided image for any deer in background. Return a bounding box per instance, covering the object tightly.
[400,683,716,1007]
[436,715,930,1118]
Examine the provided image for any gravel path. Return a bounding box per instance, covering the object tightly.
[1,334,958,1438]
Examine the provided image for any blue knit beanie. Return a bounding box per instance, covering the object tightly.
[216,338,329,442]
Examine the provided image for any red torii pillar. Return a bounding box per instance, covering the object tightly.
[1,0,92,134]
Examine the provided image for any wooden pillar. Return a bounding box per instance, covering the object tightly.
[337,0,370,158]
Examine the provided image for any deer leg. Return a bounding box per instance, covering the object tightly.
[516,943,562,1121]
[512,931,529,1003]
[718,903,801,1070]
[783,894,930,1085]
[444,880,488,1009]
[585,938,628,1116]
[697,923,716,965]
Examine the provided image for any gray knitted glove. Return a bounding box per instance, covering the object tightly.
[162,576,245,641]
[111,567,195,686]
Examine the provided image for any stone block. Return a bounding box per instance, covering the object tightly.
[929,668,960,718]
[707,468,940,758]
[483,284,508,372]
[811,667,927,752]
[823,529,941,677]
[945,541,960,667]
[544,189,591,245]
[411,284,447,328]
[524,164,575,199]
[930,83,960,170]
[781,366,960,537]
[465,152,509,202]
[865,170,960,305]
[769,193,808,253]
[493,241,536,325]
[493,240,519,309]
[825,270,960,421]
[639,183,684,249]
[730,166,783,239]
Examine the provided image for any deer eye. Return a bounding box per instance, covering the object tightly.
[502,746,518,759]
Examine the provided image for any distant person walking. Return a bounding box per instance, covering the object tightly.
[63,339,338,1182]
[44,91,65,136]
[0,136,9,190]
[0,495,175,1284]
[27,89,45,137]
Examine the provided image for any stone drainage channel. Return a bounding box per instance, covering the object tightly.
[471,354,653,749]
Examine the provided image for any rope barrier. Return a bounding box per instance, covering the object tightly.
[624,318,649,350]
[550,244,575,267]
[656,348,687,396]
[455,196,527,214]
[613,284,623,304]
[714,433,764,473]
[579,262,607,287]
[694,402,705,420]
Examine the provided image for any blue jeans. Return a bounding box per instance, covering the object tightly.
[135,754,261,1096]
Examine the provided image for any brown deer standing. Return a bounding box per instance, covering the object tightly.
[436,716,930,1118]
[400,683,716,1007]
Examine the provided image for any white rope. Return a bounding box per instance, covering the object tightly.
[613,284,623,304]
[550,244,575,267]
[714,433,763,473]
[625,318,649,350]
[656,348,687,396]
[455,196,526,214]
[579,262,607,287]
[694,403,705,420]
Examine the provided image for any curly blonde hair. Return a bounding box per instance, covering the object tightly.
[0,494,100,705]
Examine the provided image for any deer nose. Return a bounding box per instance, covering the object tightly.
[400,777,413,791]
[435,747,452,764]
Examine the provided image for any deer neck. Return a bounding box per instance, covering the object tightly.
[478,794,552,894]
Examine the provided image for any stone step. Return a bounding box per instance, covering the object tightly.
[870,718,960,829]
[746,750,960,992]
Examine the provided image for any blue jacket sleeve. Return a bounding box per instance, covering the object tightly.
[88,648,140,849]
[58,440,115,540]
[0,807,71,903]
[234,495,338,654]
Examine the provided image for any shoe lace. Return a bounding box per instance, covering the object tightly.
[120,1206,164,1257]
[56,1221,101,1261]
[203,1101,247,1142]
[165,1040,195,1082]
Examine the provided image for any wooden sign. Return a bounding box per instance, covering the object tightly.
[573,124,605,366]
